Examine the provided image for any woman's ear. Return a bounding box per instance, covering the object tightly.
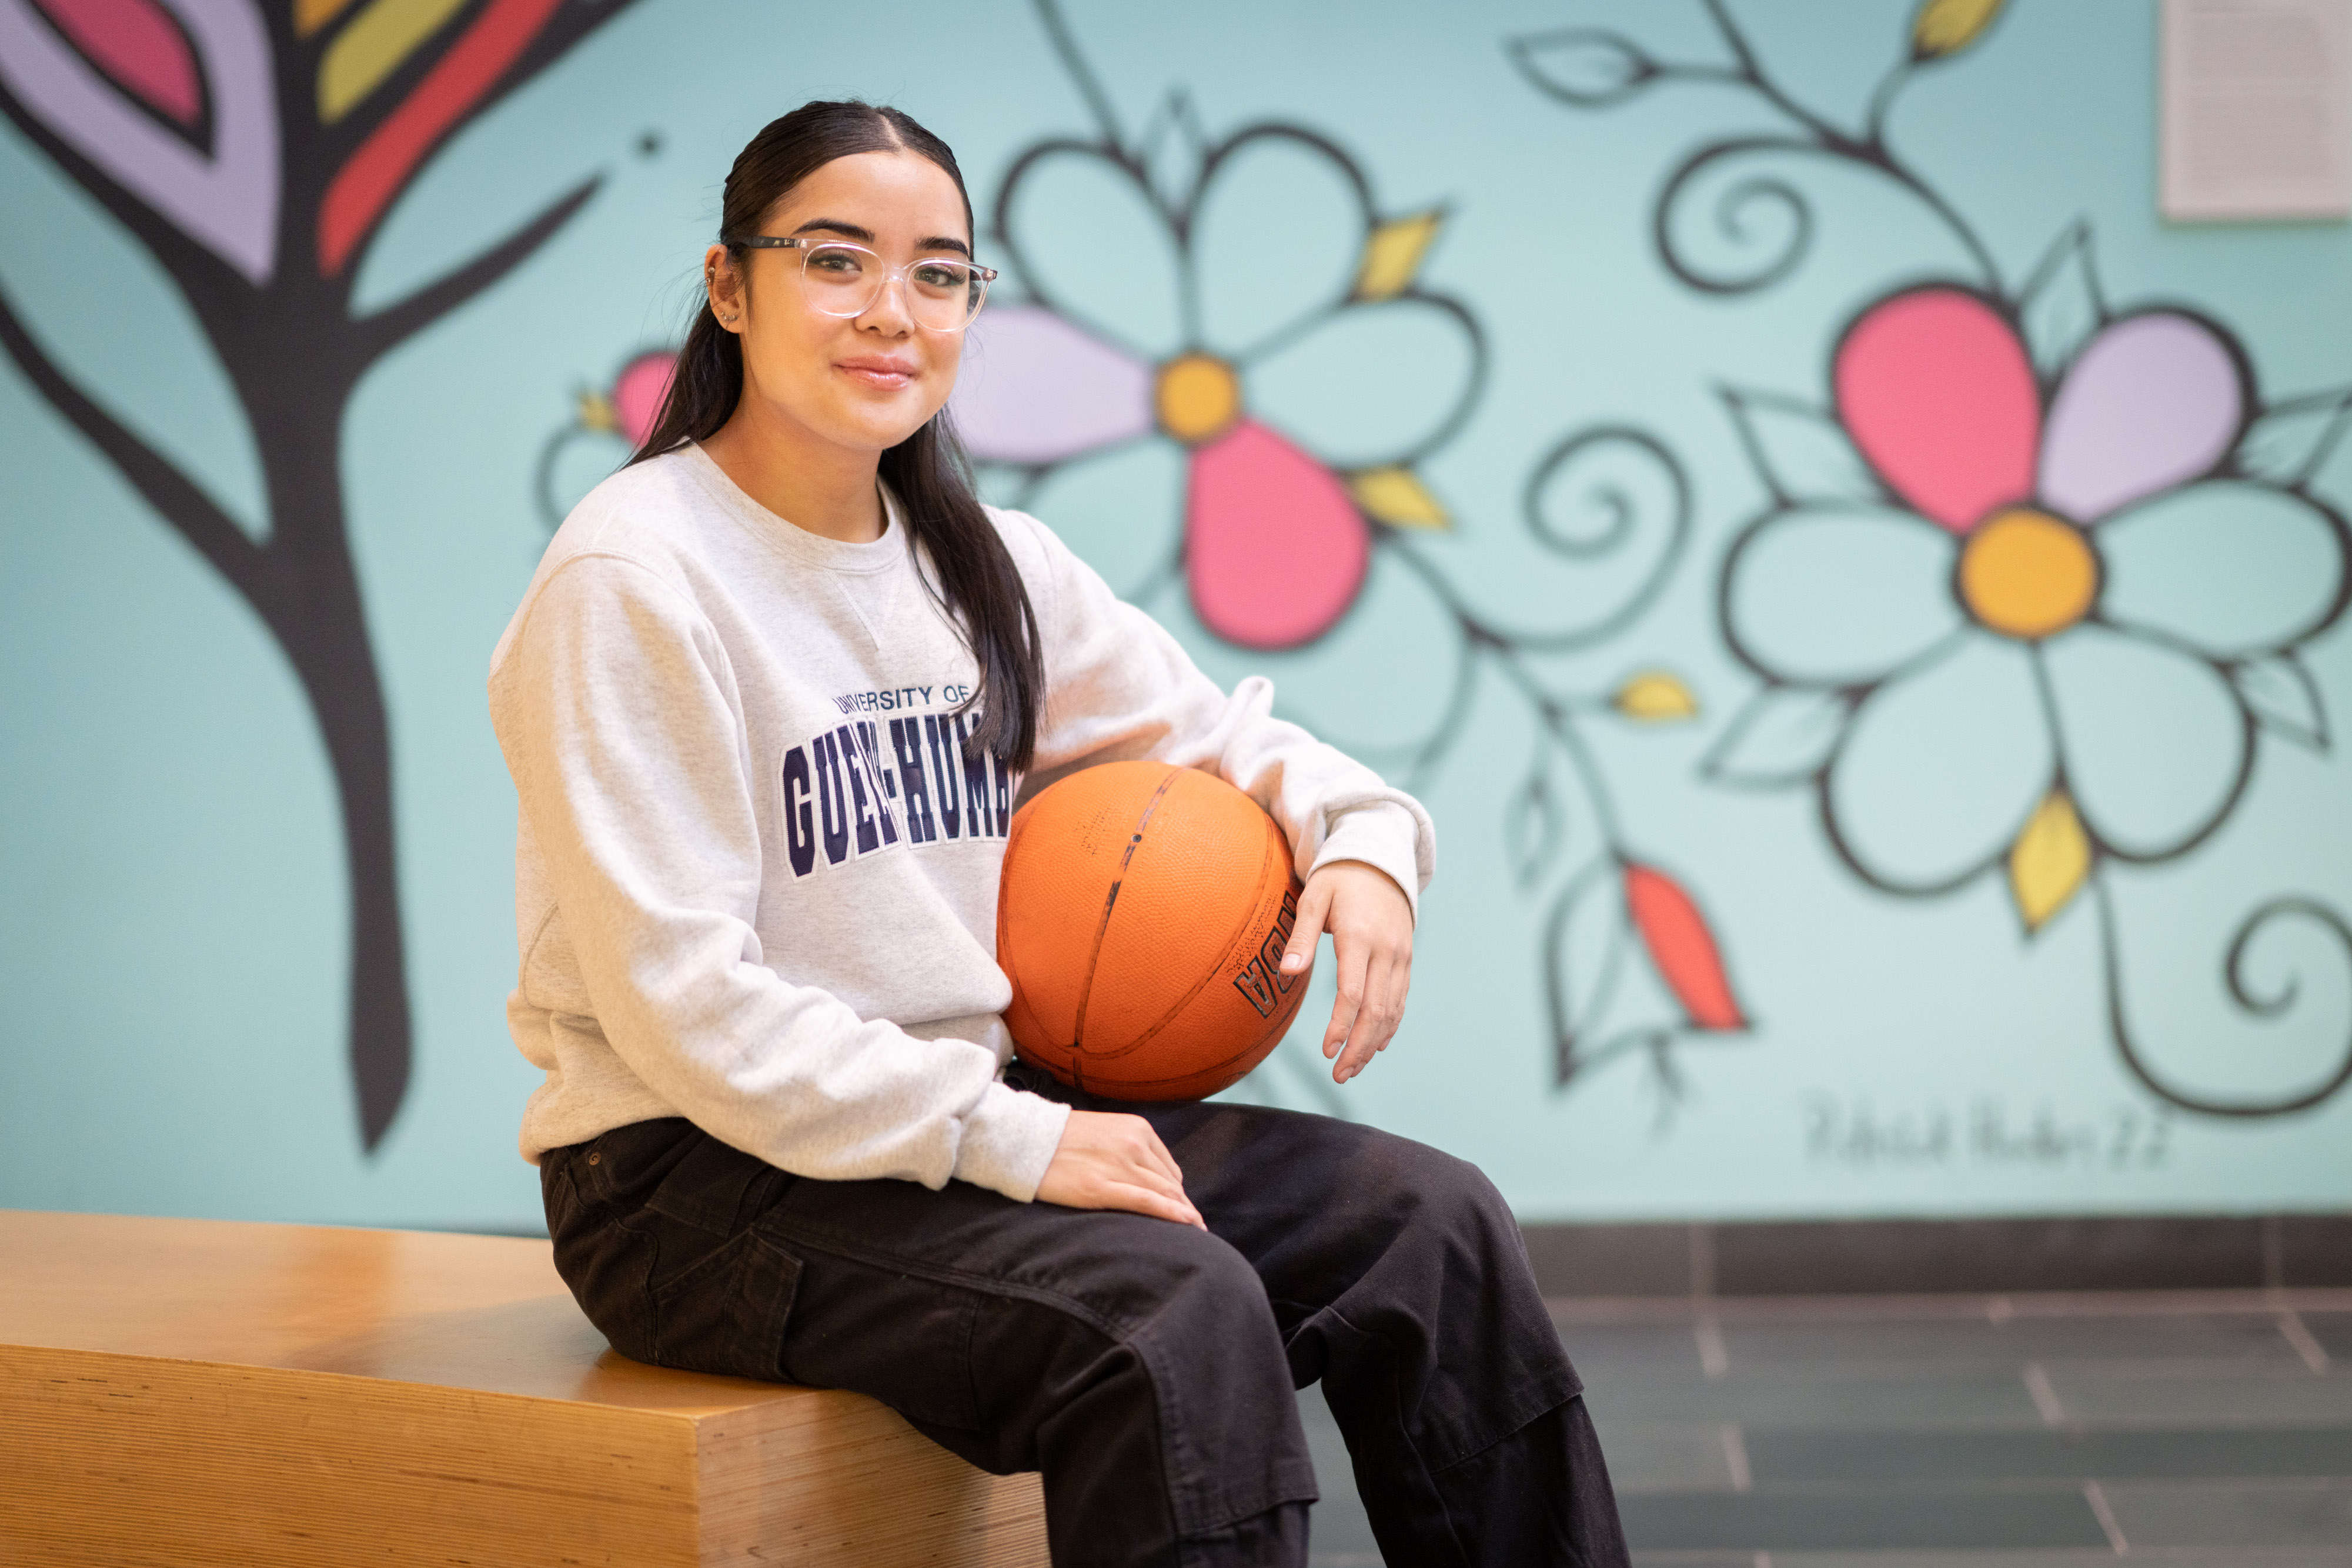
[703,243,746,332]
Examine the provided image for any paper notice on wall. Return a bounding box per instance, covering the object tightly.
[2161,0,2351,220]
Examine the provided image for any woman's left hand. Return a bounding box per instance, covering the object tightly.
[1280,862,1414,1084]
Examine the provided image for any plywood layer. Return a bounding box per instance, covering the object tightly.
[0,1211,1046,1567]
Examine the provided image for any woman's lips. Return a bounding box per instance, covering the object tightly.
[836,357,917,390]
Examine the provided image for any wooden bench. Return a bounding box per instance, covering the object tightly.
[0,1209,1046,1566]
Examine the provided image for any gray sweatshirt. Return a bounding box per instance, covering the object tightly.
[489,443,1435,1203]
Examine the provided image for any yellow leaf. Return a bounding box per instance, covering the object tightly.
[2007,790,2089,933]
[1911,0,2007,59]
[1612,670,1699,722]
[1349,467,1449,530]
[318,0,469,123]
[1352,210,1444,302]
[295,0,361,37]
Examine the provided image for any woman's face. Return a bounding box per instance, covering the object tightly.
[706,149,971,458]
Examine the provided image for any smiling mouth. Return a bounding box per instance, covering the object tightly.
[837,361,916,388]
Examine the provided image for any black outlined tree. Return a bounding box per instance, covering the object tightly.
[0,0,643,1148]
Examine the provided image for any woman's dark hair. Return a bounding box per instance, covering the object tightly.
[630,101,1042,768]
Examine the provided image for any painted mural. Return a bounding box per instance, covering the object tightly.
[0,0,641,1148]
[5,1,2348,1221]
[1519,0,2352,1119]
[948,4,1750,1113]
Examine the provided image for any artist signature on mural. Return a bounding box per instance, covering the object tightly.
[1803,1094,2173,1170]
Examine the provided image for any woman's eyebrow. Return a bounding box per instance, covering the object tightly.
[789,219,971,258]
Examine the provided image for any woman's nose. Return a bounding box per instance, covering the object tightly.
[857,270,917,333]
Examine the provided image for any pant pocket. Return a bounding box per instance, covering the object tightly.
[650,1223,803,1383]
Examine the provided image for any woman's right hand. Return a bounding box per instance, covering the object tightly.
[1036,1109,1205,1229]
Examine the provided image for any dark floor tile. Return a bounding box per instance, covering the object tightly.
[1771,1554,2352,1567]
[1555,1320,1710,1376]
[1596,1422,1739,1494]
[1619,1487,2111,1550]
[2103,1480,2352,1546]
[1586,1366,2046,1429]
[2307,1314,2352,1360]
[1748,1426,2352,1483]
[1713,1219,2264,1296]
[2043,1366,2352,1424]
[1725,1315,2302,1370]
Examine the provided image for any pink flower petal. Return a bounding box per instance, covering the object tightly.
[1833,287,2039,533]
[2040,312,2245,523]
[1186,421,1369,650]
[948,304,1153,464]
[612,350,675,449]
[29,0,196,125]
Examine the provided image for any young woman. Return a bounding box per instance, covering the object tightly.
[490,101,1627,1567]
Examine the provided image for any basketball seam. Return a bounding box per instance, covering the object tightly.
[1069,767,1182,1053]
[1078,815,1289,1064]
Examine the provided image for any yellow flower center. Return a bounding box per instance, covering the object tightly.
[1155,353,1241,446]
[1957,508,2099,641]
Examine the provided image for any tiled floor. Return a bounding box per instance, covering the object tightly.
[1298,1292,2352,1566]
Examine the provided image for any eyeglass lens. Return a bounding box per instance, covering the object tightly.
[798,243,986,330]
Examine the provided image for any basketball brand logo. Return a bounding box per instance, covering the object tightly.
[1230,888,1302,1019]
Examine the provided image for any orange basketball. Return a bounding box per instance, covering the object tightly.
[997,760,1312,1100]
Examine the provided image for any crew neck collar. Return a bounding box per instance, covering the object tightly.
[679,440,908,575]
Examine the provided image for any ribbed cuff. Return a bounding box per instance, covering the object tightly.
[1307,801,1424,924]
[951,1079,1073,1202]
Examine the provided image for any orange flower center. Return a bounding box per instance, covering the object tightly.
[1957,508,2099,640]
[1155,353,1241,446]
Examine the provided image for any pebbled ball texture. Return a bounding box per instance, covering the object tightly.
[998,760,1311,1100]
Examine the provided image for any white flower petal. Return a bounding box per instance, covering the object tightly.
[1723,504,1965,686]
[1174,545,1459,757]
[999,145,1185,360]
[2097,480,2349,657]
[1190,131,1367,355]
[1011,436,1187,603]
[1828,634,2054,891]
[1245,297,1475,467]
[2043,625,2248,860]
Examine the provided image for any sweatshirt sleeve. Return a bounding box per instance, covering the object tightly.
[1006,513,1436,917]
[490,552,1069,1200]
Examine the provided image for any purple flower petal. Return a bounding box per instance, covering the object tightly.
[2039,312,2244,522]
[0,0,280,284]
[949,305,1154,466]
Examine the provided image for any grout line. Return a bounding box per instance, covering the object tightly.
[1695,1316,1729,1379]
[2082,1479,2129,1554]
[2278,1309,2333,1374]
[2024,1361,2067,1426]
[1720,1423,1752,1492]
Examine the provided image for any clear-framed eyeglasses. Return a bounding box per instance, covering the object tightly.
[731,235,995,333]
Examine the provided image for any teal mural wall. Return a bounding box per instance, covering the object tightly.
[3,0,2347,1229]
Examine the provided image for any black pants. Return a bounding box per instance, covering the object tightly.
[540,1062,1629,1567]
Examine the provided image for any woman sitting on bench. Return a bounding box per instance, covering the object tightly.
[488,97,1628,1568]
